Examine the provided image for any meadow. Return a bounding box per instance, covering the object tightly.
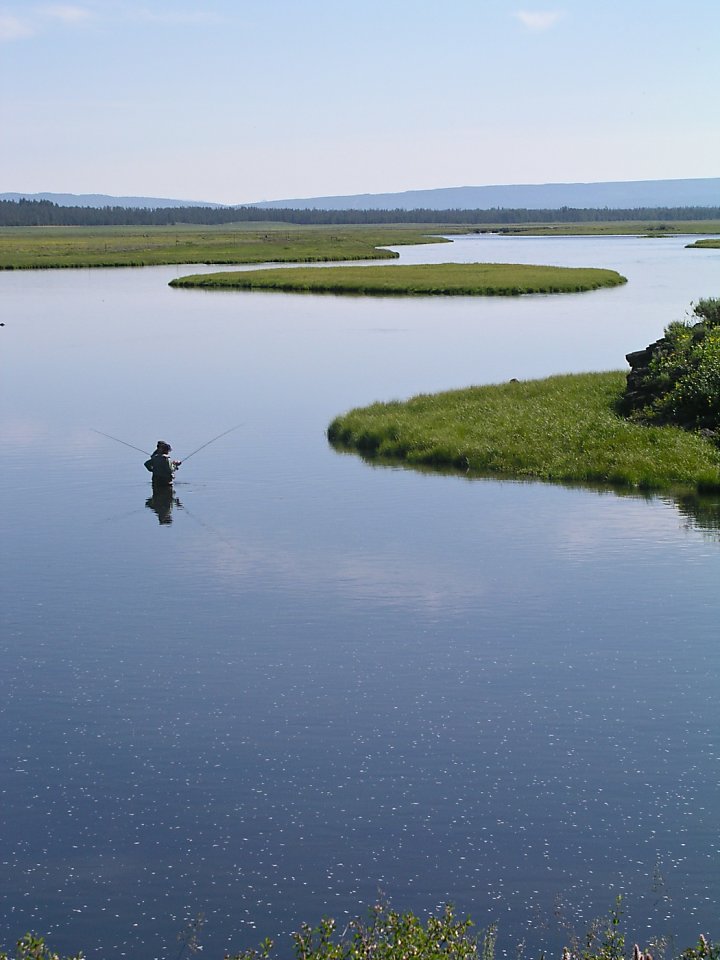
[0,223,449,269]
[482,219,720,236]
[1,219,718,270]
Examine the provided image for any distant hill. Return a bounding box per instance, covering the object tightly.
[0,192,227,209]
[3,177,719,213]
[254,177,720,211]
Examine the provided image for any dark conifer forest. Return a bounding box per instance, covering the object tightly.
[2,197,720,227]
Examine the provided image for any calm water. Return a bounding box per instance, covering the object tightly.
[1,235,719,958]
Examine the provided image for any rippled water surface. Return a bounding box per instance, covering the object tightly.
[1,235,719,957]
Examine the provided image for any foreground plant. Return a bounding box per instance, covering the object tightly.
[226,903,495,960]
[2,902,717,960]
[560,899,719,960]
[0,934,82,960]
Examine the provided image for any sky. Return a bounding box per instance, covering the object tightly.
[1,0,719,205]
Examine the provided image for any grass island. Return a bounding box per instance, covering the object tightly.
[686,238,720,249]
[169,262,626,296]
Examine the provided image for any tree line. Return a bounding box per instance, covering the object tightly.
[2,197,720,227]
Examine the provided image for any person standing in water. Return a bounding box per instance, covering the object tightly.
[144,441,181,486]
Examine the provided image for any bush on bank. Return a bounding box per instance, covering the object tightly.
[620,298,720,431]
[2,902,718,960]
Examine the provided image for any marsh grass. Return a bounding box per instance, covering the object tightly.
[486,220,720,237]
[328,372,720,491]
[169,262,626,296]
[687,238,720,249]
[3,222,717,270]
[0,224,449,270]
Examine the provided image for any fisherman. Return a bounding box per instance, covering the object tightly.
[144,441,181,486]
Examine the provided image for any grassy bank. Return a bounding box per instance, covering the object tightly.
[0,223,451,270]
[169,262,626,296]
[328,371,720,491]
[2,221,718,272]
[479,219,720,236]
[2,220,719,271]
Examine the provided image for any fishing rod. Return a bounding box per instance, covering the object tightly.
[92,429,149,456]
[179,423,243,464]
[92,423,242,464]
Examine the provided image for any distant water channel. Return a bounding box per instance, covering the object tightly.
[1,235,719,958]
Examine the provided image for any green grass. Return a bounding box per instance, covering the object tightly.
[328,371,720,491]
[2,222,718,270]
[169,262,626,296]
[686,238,720,248]
[481,219,720,236]
[0,223,450,269]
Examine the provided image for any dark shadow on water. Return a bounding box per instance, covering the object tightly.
[329,444,720,539]
[145,484,183,525]
[673,491,720,536]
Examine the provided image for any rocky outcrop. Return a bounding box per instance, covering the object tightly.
[620,337,669,414]
[620,299,720,432]
[622,334,719,436]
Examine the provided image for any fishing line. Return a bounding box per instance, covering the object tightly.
[179,423,244,463]
[92,429,150,456]
[180,500,246,558]
[92,422,242,465]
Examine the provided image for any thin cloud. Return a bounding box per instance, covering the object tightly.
[40,4,94,21]
[0,4,93,41]
[130,7,226,25]
[514,10,563,31]
[0,13,34,39]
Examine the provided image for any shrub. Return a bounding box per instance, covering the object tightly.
[0,934,82,960]
[623,298,720,430]
[226,902,495,960]
[2,905,718,960]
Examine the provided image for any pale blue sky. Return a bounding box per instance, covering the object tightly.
[1,0,718,204]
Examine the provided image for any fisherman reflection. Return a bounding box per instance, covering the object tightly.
[145,485,183,525]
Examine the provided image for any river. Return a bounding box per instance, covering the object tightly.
[1,234,718,958]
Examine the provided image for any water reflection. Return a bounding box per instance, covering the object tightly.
[145,487,183,525]
[330,442,720,540]
[674,491,720,536]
